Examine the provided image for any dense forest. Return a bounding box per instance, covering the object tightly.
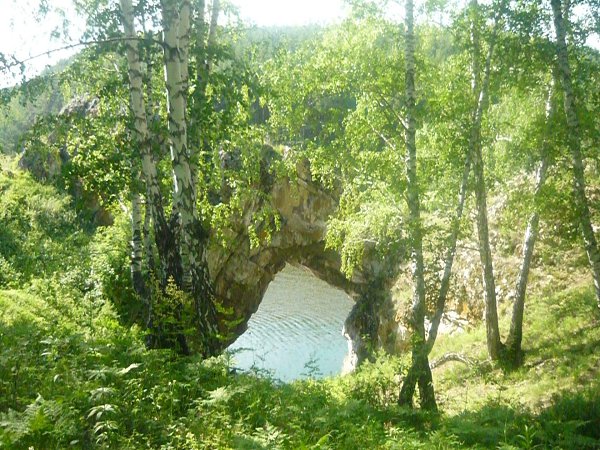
[1,0,599,448]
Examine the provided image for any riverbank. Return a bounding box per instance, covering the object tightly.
[2,276,599,448]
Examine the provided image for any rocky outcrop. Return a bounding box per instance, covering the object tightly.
[207,152,402,371]
[18,97,100,179]
[18,96,112,226]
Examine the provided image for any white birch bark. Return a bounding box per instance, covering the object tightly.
[469,0,504,360]
[506,86,555,360]
[424,0,494,354]
[551,0,600,307]
[398,0,437,411]
[120,0,169,282]
[161,0,196,290]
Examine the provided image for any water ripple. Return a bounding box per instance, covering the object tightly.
[228,264,354,381]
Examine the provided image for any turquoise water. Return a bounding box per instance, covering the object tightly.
[227,264,354,381]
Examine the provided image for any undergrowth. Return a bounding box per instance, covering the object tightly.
[1,283,599,449]
[1,160,599,449]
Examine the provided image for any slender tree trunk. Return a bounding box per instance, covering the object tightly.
[161,0,221,357]
[468,0,505,360]
[426,151,472,353]
[120,0,175,280]
[121,0,185,352]
[551,0,600,307]
[469,0,482,96]
[424,0,492,355]
[130,190,146,296]
[473,89,503,360]
[505,86,555,364]
[121,0,219,356]
[398,0,437,411]
[161,0,196,291]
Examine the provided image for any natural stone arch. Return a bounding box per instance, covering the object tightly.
[207,153,404,370]
[17,100,405,365]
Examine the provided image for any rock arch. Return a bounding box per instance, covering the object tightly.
[19,104,406,367]
[207,154,404,370]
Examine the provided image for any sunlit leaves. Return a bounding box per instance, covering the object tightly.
[327,179,408,278]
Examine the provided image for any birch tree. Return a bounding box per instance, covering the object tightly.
[119,0,173,280]
[398,0,437,411]
[468,0,506,361]
[161,0,195,290]
[463,0,563,365]
[550,0,600,308]
[400,0,504,406]
[120,0,183,351]
[505,84,556,363]
[119,0,219,355]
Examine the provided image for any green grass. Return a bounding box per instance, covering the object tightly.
[1,281,599,449]
[1,159,599,448]
[431,281,600,414]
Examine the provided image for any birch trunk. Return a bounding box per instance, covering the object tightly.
[469,0,504,360]
[506,87,555,364]
[551,0,600,307]
[425,0,490,355]
[121,0,186,352]
[426,152,472,353]
[161,0,196,291]
[130,190,146,297]
[398,0,437,411]
[161,0,220,357]
[120,0,175,280]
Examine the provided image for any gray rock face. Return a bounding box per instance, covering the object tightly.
[207,153,401,371]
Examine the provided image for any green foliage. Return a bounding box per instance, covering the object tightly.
[327,182,407,278]
[338,351,407,408]
[0,73,64,155]
[1,0,600,447]
[87,212,138,323]
[0,164,90,287]
[1,262,599,449]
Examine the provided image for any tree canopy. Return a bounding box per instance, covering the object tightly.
[0,1,599,444]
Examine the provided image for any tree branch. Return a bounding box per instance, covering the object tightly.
[430,352,474,370]
[1,36,163,73]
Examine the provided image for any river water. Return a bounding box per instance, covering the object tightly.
[227,264,354,381]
